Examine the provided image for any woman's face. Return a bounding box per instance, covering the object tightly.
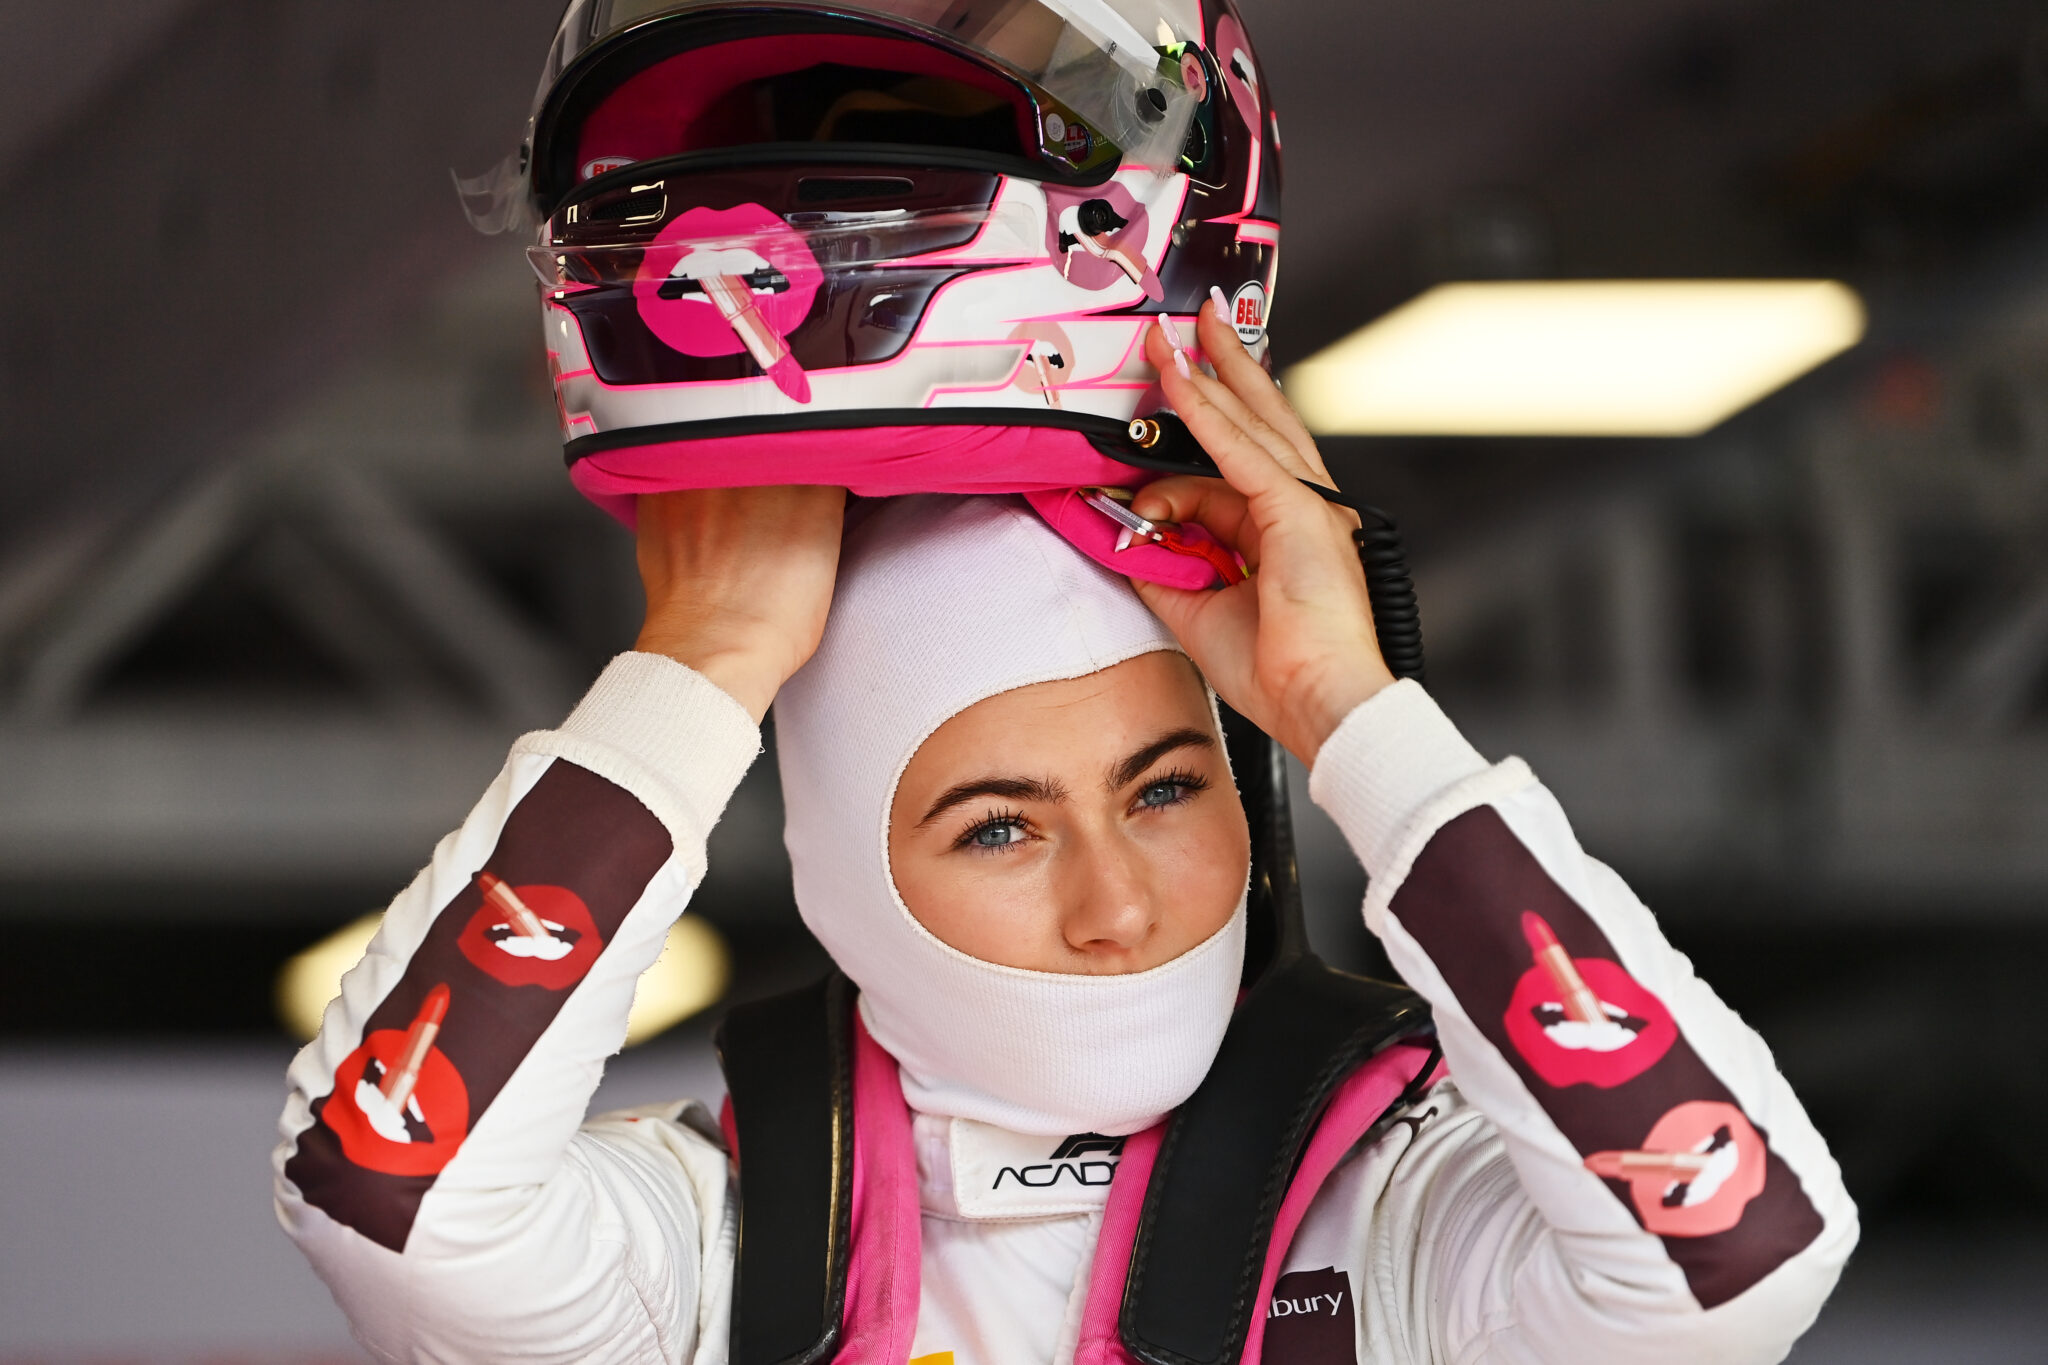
[888,651,1251,975]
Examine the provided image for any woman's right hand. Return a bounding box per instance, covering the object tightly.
[632,486,847,722]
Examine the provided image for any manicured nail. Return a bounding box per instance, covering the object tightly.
[1209,284,1229,318]
[1173,349,1192,379]
[1157,312,1186,350]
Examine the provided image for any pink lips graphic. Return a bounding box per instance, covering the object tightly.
[634,203,823,403]
[1502,911,1677,1089]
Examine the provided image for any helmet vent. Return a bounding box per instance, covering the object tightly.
[583,189,667,223]
[797,176,917,204]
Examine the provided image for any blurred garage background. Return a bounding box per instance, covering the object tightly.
[3,1,2047,1360]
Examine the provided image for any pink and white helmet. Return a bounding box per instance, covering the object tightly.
[485,0,1283,587]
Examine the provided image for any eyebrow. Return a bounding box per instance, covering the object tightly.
[918,774,1068,828]
[1106,728,1215,791]
[914,729,1217,829]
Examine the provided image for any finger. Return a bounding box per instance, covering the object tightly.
[1126,475,1263,569]
[1196,297,1335,487]
[1130,575,1203,643]
[1149,329,1329,521]
[1144,323,1306,479]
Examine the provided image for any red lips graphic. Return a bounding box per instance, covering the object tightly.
[322,985,471,1177]
[1502,912,1677,1088]
[456,872,604,991]
[1586,1100,1769,1237]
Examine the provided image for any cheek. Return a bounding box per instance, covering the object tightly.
[1151,800,1251,939]
[889,841,1065,963]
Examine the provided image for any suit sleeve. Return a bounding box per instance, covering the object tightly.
[272,652,759,1363]
[1308,680,1857,1364]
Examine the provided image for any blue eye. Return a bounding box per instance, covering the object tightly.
[1139,780,1186,808]
[957,811,1033,853]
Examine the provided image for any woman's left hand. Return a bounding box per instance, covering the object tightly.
[1128,297,1396,766]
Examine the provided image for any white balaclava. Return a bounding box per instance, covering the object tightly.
[774,494,1248,1137]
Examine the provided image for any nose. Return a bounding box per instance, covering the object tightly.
[1055,829,1162,965]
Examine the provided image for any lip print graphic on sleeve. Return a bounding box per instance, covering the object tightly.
[635,203,823,402]
[456,870,604,991]
[1503,911,1677,1088]
[1586,1101,1768,1238]
[321,985,472,1179]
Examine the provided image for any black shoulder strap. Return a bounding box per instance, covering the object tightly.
[714,973,856,1365]
[1119,956,1435,1365]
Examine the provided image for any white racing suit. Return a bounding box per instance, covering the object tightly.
[274,652,1856,1363]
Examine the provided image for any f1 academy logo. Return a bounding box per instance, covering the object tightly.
[991,1132,1125,1190]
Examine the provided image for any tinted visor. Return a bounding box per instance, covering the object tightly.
[531,0,1194,214]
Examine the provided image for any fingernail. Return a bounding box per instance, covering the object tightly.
[1209,284,1229,318]
[1173,349,1192,380]
[1157,312,1186,350]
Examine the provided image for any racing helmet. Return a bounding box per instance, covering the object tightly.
[473,0,1284,587]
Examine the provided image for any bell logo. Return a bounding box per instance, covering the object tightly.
[581,155,635,181]
[1230,281,1267,345]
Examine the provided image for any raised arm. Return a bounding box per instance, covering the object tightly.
[1308,684,1855,1360]
[1130,305,1854,1361]
[274,486,842,1362]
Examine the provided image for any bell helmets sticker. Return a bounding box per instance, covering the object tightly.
[635,203,822,403]
[1230,281,1268,345]
[581,155,635,180]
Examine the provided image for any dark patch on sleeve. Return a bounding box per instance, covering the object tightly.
[1265,1266,1357,1365]
[1391,806,1825,1308]
[285,760,674,1252]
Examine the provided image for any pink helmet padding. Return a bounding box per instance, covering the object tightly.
[575,33,1036,173]
[1021,486,1218,592]
[567,424,1223,590]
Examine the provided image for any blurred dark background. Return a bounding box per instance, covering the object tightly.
[3,0,2046,1360]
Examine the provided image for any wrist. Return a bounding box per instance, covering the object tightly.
[1289,657,1397,766]
[632,627,788,723]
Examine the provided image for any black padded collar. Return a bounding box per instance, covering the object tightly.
[1121,957,1436,1365]
[715,974,856,1365]
[715,962,1432,1365]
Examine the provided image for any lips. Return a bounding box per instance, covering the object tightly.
[322,987,472,1179]
[634,203,823,403]
[457,880,604,991]
[1586,1101,1769,1238]
[1502,911,1677,1088]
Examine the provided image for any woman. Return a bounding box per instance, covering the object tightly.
[275,304,1855,1362]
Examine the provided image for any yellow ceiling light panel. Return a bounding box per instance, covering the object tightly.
[623,914,731,1046]
[1285,280,1866,437]
[277,912,730,1047]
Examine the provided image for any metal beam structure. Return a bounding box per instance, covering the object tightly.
[0,0,562,542]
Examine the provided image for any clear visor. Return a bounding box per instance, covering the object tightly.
[546,0,1195,178]
[528,199,1046,288]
